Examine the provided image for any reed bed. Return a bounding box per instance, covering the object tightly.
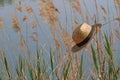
[0,0,120,80]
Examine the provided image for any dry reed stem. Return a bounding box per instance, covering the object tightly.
[11,13,20,32]
[72,19,78,31]
[67,72,71,80]
[21,21,33,61]
[100,4,107,20]
[90,69,97,80]
[71,0,82,15]
[0,46,4,62]
[25,4,33,14]
[93,14,97,24]
[0,16,4,29]
[72,19,78,27]
[94,28,103,77]
[56,66,61,80]
[86,13,89,23]
[20,30,25,47]
[94,0,99,21]
[96,39,103,77]
[71,54,79,80]
[2,30,19,70]
[87,45,92,56]
[110,29,114,48]
[82,0,92,20]
[61,28,73,50]
[115,29,120,42]
[18,44,25,59]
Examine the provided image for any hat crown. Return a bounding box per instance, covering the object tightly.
[72,23,92,44]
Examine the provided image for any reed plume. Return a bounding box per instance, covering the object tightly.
[38,0,59,23]
[115,17,120,23]
[71,0,82,15]
[48,0,59,12]
[11,13,20,32]
[25,4,33,14]
[38,0,48,21]
[30,35,38,44]
[0,16,4,29]
[114,0,120,8]
[14,3,22,12]
[53,37,60,48]
[22,16,27,22]
[31,20,37,28]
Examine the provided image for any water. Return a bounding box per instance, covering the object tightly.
[0,0,120,79]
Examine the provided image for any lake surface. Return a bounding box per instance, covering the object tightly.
[0,0,120,79]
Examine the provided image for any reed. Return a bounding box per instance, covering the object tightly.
[114,0,120,8]
[0,0,120,80]
[0,16,4,29]
[71,0,82,15]
[116,29,120,42]
[14,3,22,12]
[11,13,20,32]
[39,0,58,24]
[100,4,107,20]
[25,4,33,14]
[22,16,27,22]
[3,53,12,79]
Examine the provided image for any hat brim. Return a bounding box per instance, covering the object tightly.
[71,25,96,52]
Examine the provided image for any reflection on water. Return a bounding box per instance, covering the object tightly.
[0,0,14,7]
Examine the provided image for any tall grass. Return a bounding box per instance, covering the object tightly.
[0,0,120,80]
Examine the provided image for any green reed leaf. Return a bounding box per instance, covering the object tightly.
[50,48,54,72]
[3,54,11,79]
[63,60,71,80]
[91,45,99,73]
[79,54,83,79]
[104,33,113,59]
[28,66,34,80]
[37,47,41,78]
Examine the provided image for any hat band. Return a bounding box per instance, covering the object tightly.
[76,26,95,47]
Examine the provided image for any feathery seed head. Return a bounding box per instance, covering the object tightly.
[14,3,22,12]
[11,14,20,32]
[25,4,33,14]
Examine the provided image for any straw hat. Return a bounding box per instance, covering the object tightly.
[71,23,102,52]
